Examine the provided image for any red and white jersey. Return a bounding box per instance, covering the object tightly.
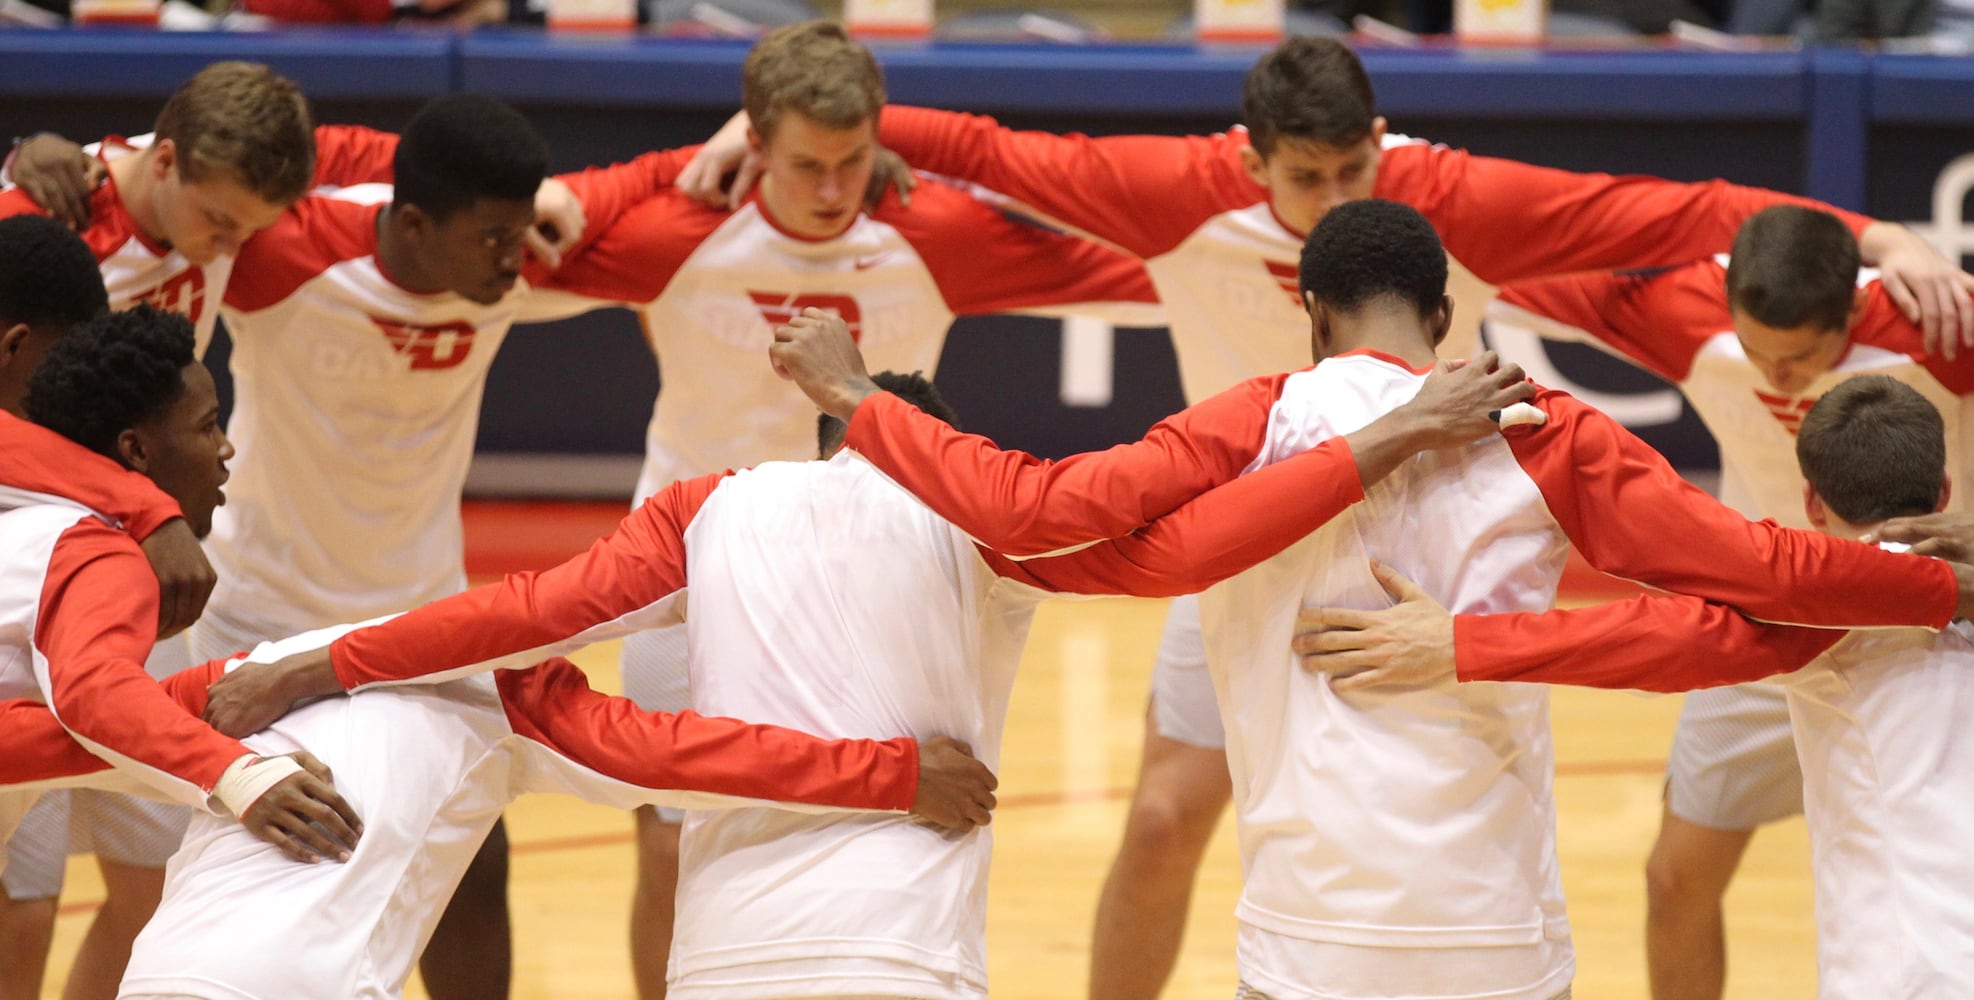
[306,439,1379,995]
[0,497,248,812]
[102,623,925,1000]
[0,411,182,541]
[875,106,1870,403]
[1779,617,1974,998]
[202,151,685,640]
[539,179,1157,496]
[1488,258,1974,527]
[0,126,400,358]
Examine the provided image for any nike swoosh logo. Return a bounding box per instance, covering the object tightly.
[853,254,890,271]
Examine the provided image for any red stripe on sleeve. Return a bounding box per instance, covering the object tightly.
[329,472,728,689]
[1382,143,1874,285]
[35,520,248,795]
[876,106,1262,260]
[499,658,918,812]
[0,413,182,540]
[1493,262,1726,385]
[1456,594,1846,692]
[1507,387,1957,629]
[844,374,1287,556]
[891,179,1157,314]
[985,436,1366,596]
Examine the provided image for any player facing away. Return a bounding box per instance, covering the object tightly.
[1298,376,1974,999]
[682,36,1974,997]
[0,305,364,876]
[761,200,1974,1000]
[532,21,1155,998]
[1484,205,1972,1000]
[192,325,1540,998]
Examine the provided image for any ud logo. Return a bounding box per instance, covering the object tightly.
[372,319,478,370]
[1262,260,1304,309]
[1753,388,1816,436]
[748,292,863,341]
[138,268,207,324]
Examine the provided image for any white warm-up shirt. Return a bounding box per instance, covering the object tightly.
[116,622,929,1000]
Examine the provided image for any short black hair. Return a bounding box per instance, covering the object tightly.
[1242,36,1377,157]
[817,370,960,456]
[1300,198,1447,318]
[1726,206,1860,334]
[26,304,196,459]
[1796,375,1944,525]
[393,94,549,223]
[0,215,109,331]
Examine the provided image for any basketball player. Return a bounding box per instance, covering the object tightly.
[531,22,1154,994]
[1482,205,1972,999]
[763,199,1973,999]
[681,37,1974,996]
[0,304,365,883]
[1295,375,1972,999]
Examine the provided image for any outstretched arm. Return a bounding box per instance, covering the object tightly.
[498,659,996,832]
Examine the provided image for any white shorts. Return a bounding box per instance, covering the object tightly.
[1665,683,1803,830]
[1149,596,1225,750]
[1,790,190,900]
[622,624,692,824]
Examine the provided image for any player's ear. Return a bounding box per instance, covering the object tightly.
[115,426,151,474]
[1937,476,1952,513]
[1239,144,1269,189]
[0,323,29,366]
[1803,482,1829,530]
[1429,294,1454,348]
[150,138,176,181]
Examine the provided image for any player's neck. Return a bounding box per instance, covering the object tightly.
[373,207,445,296]
[1320,305,1439,369]
[107,152,169,248]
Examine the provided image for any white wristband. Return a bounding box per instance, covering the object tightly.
[212,754,304,819]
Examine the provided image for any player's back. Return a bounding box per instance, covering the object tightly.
[120,628,516,1000]
[1782,619,1974,998]
[668,455,1026,1000]
[1197,352,1574,1000]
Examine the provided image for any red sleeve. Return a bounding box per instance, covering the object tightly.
[224,196,376,313]
[1491,263,1727,384]
[498,657,919,812]
[240,0,391,22]
[0,656,218,791]
[876,106,1258,259]
[890,179,1157,314]
[533,190,722,304]
[1455,595,1846,692]
[36,521,249,798]
[1510,387,1958,628]
[843,374,1286,556]
[1845,280,1974,394]
[0,413,181,540]
[310,125,399,186]
[984,435,1366,595]
[528,146,701,277]
[329,472,728,690]
[1381,142,1874,285]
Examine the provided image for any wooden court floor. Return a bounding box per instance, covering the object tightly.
[39,508,1819,998]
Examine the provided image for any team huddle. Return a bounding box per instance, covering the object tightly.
[1,20,1972,1000]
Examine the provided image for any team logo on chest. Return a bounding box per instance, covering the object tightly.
[748,292,864,342]
[1752,388,1817,436]
[136,268,207,324]
[1263,260,1303,309]
[371,319,479,370]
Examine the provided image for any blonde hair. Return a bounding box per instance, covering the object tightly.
[153,61,315,206]
[742,21,886,142]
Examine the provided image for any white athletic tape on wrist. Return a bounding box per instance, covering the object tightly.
[212,754,305,819]
[1493,402,1548,429]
